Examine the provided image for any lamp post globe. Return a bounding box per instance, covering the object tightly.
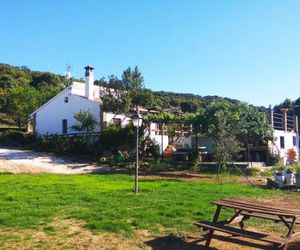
[132,111,142,194]
[132,113,143,128]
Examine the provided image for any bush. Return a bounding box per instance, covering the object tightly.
[260,169,273,177]
[245,167,261,177]
[0,130,37,147]
[190,152,202,173]
[268,153,282,166]
[148,160,169,171]
[142,137,160,161]
[99,124,136,151]
[272,164,286,171]
[292,164,300,174]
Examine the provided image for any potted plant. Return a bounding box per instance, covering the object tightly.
[272,165,285,188]
[284,168,294,185]
[294,165,300,187]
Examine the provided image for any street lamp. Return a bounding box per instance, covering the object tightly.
[132,111,143,194]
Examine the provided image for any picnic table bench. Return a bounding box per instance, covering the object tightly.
[195,198,300,249]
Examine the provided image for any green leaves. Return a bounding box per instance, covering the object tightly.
[100,67,154,114]
[72,111,97,133]
[0,63,67,125]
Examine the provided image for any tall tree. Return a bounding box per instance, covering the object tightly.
[9,84,40,125]
[100,67,154,115]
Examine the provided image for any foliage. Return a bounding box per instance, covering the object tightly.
[153,91,239,113]
[34,134,98,155]
[140,137,160,161]
[145,111,180,138]
[99,124,136,151]
[9,84,41,125]
[238,104,273,142]
[71,110,97,133]
[272,164,286,171]
[145,111,179,123]
[213,110,242,168]
[274,97,300,121]
[146,160,169,170]
[100,67,154,114]
[244,167,261,177]
[268,152,282,166]
[184,101,273,166]
[293,164,300,174]
[0,63,67,125]
[191,156,201,173]
[0,130,37,147]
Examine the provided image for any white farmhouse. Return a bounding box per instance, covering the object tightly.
[268,108,300,165]
[29,66,130,135]
[29,66,168,151]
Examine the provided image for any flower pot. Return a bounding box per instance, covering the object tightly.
[275,174,285,188]
[285,173,294,185]
[296,174,300,188]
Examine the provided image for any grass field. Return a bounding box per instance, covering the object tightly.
[0,173,281,237]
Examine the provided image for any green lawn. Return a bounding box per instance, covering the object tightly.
[0,174,279,236]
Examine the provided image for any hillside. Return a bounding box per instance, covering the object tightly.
[0,63,68,126]
[0,63,271,127]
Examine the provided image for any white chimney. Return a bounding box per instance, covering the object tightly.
[84,65,95,100]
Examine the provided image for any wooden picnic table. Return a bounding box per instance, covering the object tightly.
[195,198,300,249]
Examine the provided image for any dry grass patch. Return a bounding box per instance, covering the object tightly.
[0,218,154,250]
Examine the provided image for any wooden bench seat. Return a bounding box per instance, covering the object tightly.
[240,211,300,224]
[195,221,287,245]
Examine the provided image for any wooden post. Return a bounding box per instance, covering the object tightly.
[294,115,299,134]
[268,107,274,129]
[281,108,288,132]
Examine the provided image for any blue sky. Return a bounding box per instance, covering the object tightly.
[1,0,300,107]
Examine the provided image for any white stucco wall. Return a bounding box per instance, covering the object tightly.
[272,130,299,164]
[34,89,100,135]
[151,135,168,153]
[104,112,131,127]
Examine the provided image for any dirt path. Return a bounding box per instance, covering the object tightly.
[0,148,109,174]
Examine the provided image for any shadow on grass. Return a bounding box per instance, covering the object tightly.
[144,233,300,249]
[144,235,202,250]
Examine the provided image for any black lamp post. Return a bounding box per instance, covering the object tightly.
[132,111,143,194]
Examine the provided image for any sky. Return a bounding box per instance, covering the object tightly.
[0,0,300,107]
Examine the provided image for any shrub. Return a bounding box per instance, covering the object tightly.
[292,164,300,174]
[191,158,201,173]
[0,130,37,147]
[142,137,160,161]
[245,167,261,177]
[99,124,136,151]
[148,160,169,171]
[268,153,282,166]
[259,169,273,177]
[272,164,286,171]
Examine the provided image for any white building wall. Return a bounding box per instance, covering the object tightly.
[272,130,299,164]
[35,90,100,135]
[147,123,168,153]
[105,112,131,127]
[150,135,168,153]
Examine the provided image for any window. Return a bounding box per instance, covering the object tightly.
[112,118,121,127]
[280,136,285,149]
[293,136,297,146]
[62,119,68,134]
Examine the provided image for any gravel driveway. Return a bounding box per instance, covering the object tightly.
[0,148,108,174]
